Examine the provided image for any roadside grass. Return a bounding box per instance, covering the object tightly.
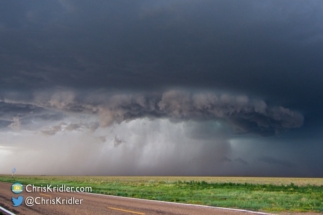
[0,175,322,213]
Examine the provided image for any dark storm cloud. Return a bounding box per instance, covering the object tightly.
[0,0,323,176]
[0,0,322,125]
[0,90,303,135]
[0,100,44,129]
[0,1,322,89]
[0,98,64,129]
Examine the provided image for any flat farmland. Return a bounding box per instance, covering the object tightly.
[2,175,323,185]
[1,175,323,213]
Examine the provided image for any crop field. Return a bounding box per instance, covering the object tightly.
[1,175,323,213]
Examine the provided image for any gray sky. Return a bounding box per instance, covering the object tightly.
[0,0,322,176]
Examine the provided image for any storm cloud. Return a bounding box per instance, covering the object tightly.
[0,0,322,176]
[1,90,303,134]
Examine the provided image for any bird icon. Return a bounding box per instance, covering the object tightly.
[12,196,24,207]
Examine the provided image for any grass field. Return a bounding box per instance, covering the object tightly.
[1,175,323,213]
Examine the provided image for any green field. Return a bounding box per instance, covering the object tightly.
[1,175,323,213]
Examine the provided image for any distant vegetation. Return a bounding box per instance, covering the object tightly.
[1,175,323,213]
